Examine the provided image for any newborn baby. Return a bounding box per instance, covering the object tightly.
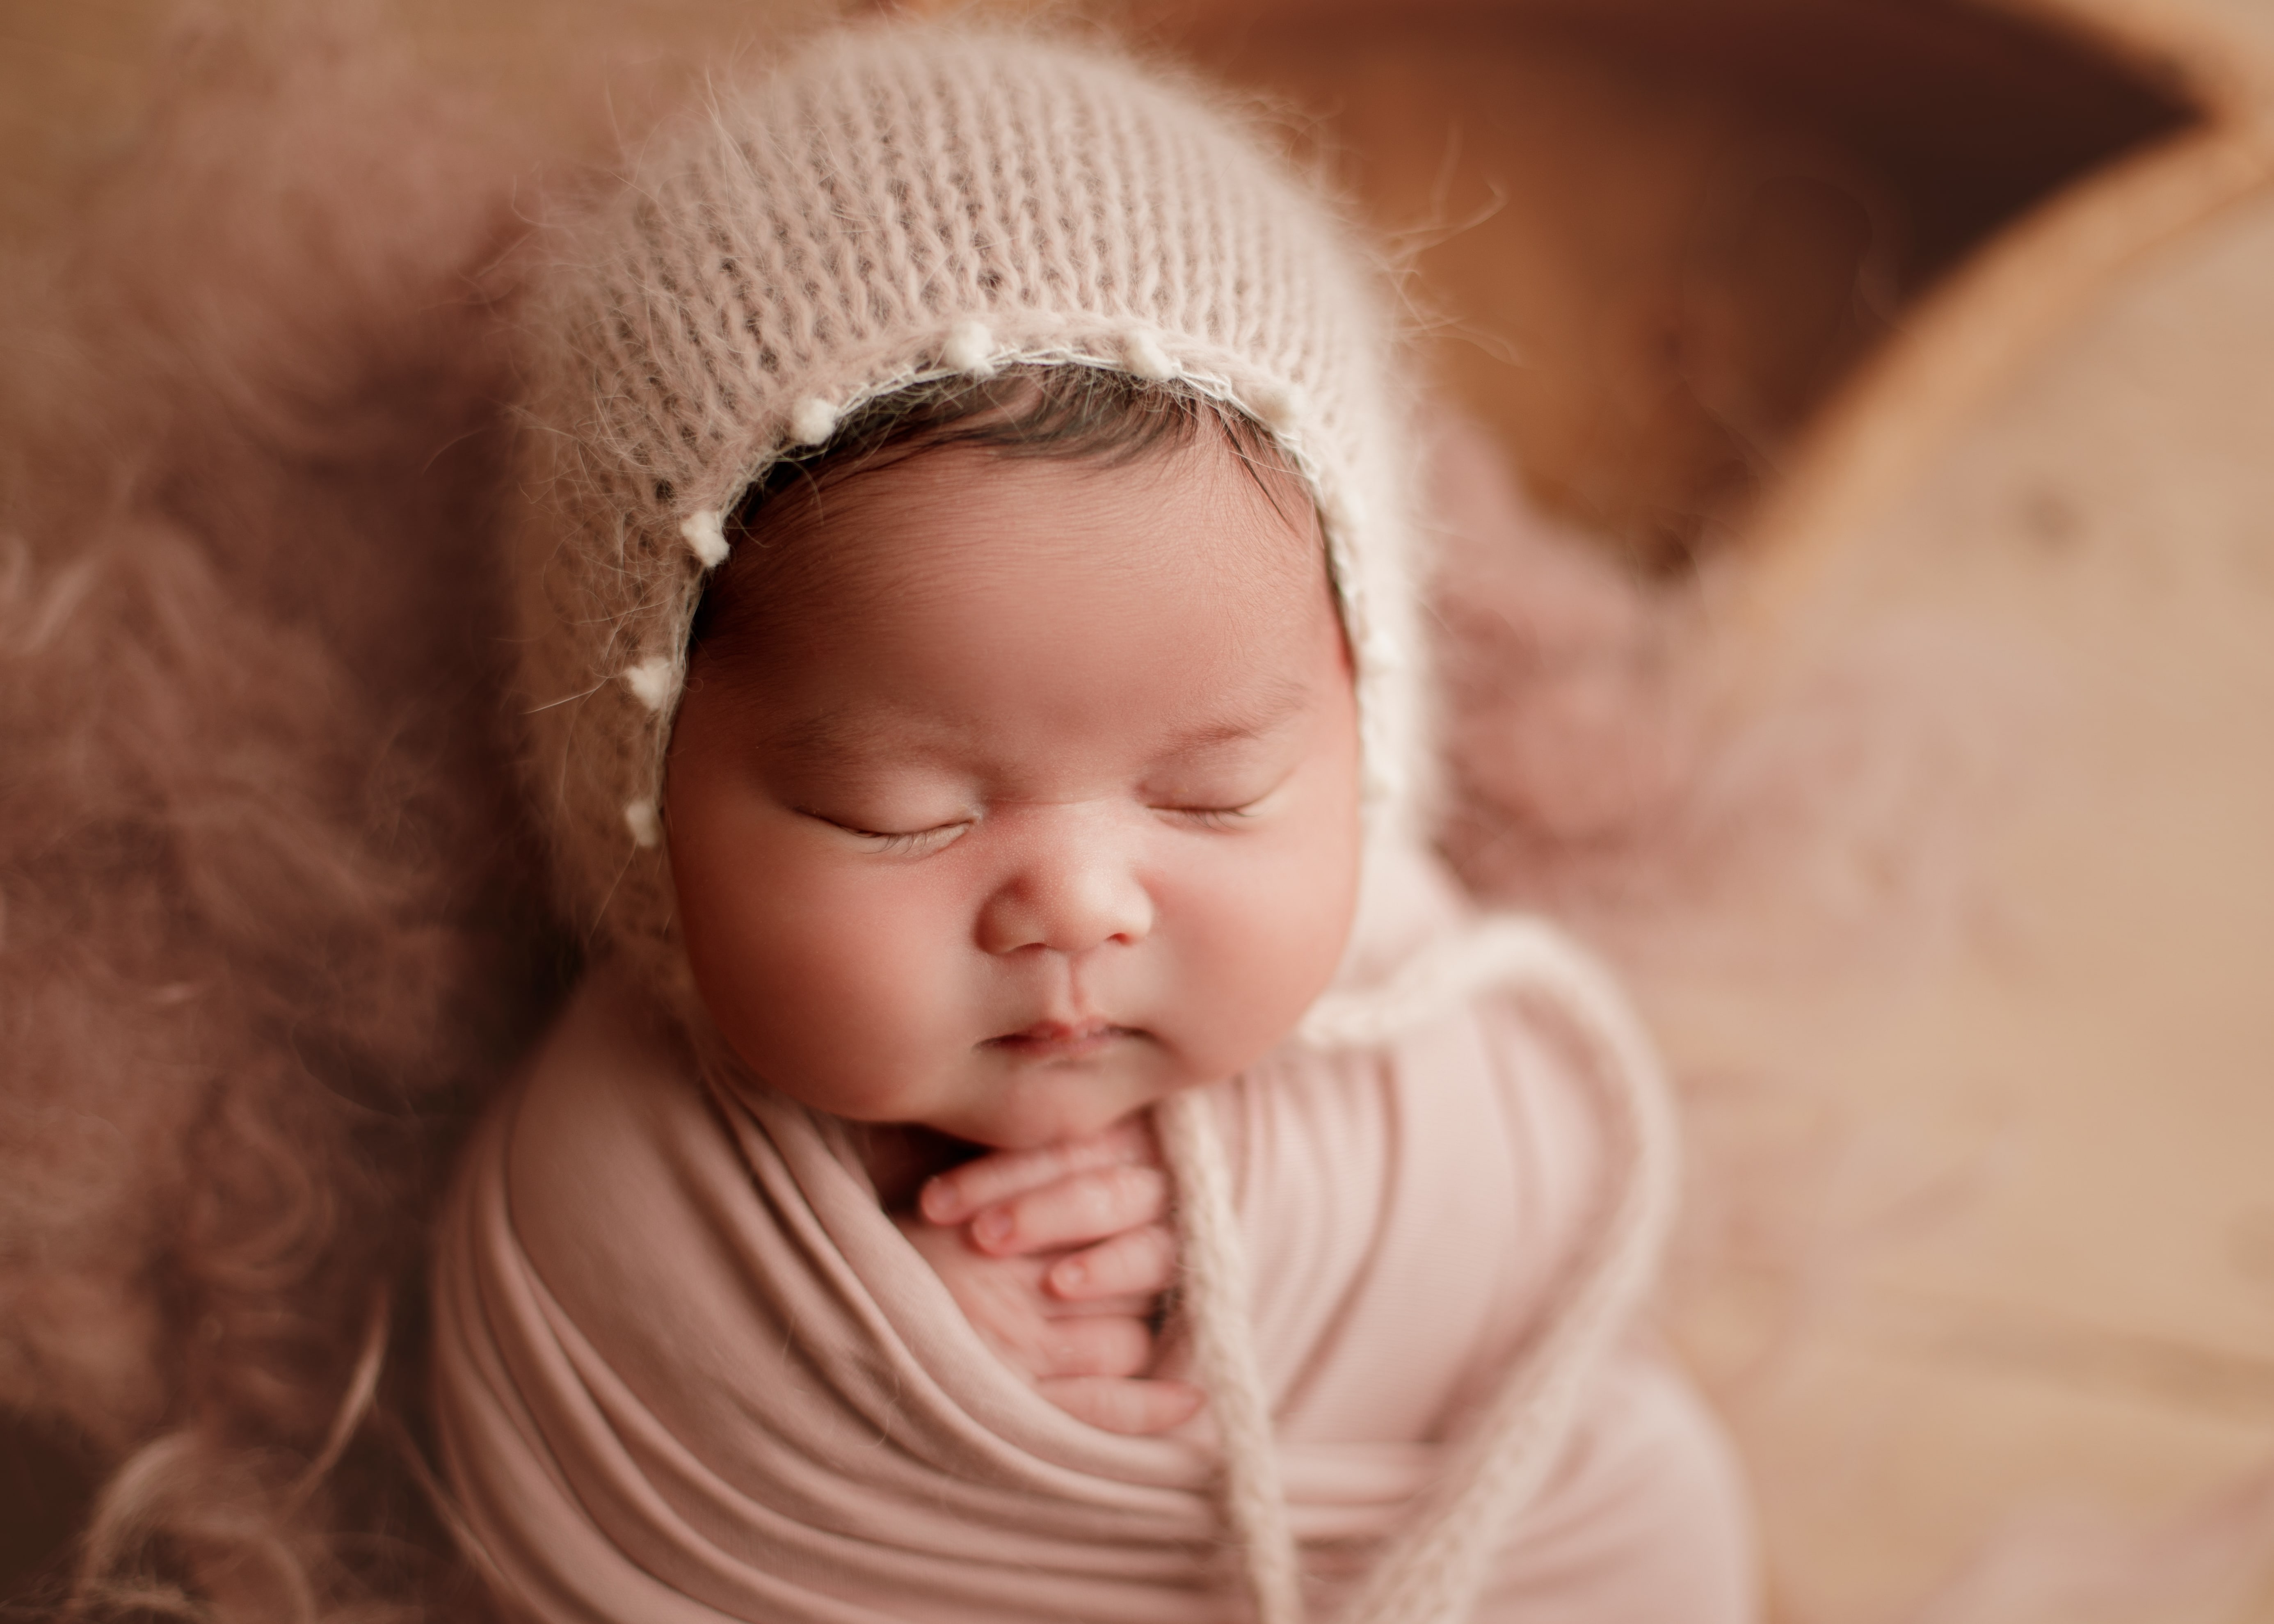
[431,23,1755,1624]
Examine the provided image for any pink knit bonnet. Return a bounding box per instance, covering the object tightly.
[505,20,1426,978]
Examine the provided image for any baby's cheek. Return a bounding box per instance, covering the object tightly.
[1164,849,1353,1070]
[732,880,970,1113]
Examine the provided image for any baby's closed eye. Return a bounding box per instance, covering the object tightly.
[1142,760,1296,828]
[802,809,972,855]
[1154,802,1260,830]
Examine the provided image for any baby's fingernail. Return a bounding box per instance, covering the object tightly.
[1051,1257,1086,1293]
[972,1208,1012,1249]
[919,1181,956,1222]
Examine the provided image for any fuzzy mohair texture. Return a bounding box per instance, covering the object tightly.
[0,10,2107,1624]
[0,22,559,1621]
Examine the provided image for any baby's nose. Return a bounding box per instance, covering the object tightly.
[975,818,1154,957]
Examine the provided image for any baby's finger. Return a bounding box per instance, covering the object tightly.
[919,1117,1155,1224]
[1047,1222,1177,1302]
[967,1165,1169,1256]
[1036,1376,1206,1437]
[1036,1314,1155,1380]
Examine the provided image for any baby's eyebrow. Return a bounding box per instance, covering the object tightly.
[1156,676,1313,756]
[766,708,935,767]
[763,677,1313,767]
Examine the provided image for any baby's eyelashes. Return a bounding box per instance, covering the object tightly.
[802,810,972,855]
[1155,803,1259,830]
[856,824,968,856]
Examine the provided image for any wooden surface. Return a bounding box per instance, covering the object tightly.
[1666,176,2274,1622]
[5,0,2274,1618]
[1149,0,2197,569]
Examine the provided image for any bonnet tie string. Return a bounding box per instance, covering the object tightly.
[1159,913,1681,1624]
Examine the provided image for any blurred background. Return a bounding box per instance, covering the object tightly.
[5,0,2274,1619]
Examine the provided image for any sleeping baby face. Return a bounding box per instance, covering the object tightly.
[663,428,1362,1149]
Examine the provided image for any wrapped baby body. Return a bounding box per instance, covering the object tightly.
[431,859,1752,1624]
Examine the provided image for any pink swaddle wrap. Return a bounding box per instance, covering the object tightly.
[431,857,1753,1623]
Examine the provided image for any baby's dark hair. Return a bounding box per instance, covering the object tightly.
[750,362,1289,507]
[691,364,1306,647]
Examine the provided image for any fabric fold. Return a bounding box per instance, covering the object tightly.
[432,892,1740,1623]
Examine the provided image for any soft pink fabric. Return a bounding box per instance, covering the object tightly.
[432,888,1753,1624]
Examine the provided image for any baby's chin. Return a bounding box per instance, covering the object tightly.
[921,1054,1192,1150]
[925,1097,1159,1153]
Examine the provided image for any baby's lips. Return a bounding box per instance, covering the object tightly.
[983,1019,1128,1060]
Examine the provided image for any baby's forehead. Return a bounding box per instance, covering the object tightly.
[708,431,1331,639]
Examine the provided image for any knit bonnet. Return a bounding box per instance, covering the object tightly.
[507,21,1424,978]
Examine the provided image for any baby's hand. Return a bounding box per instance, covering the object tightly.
[897,1117,1200,1436]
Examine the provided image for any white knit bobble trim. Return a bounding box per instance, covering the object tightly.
[1359,625,1405,675]
[789,397,841,446]
[1121,328,1179,381]
[942,318,999,377]
[622,656,677,714]
[623,798,662,850]
[678,509,729,569]
[1248,379,1309,435]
